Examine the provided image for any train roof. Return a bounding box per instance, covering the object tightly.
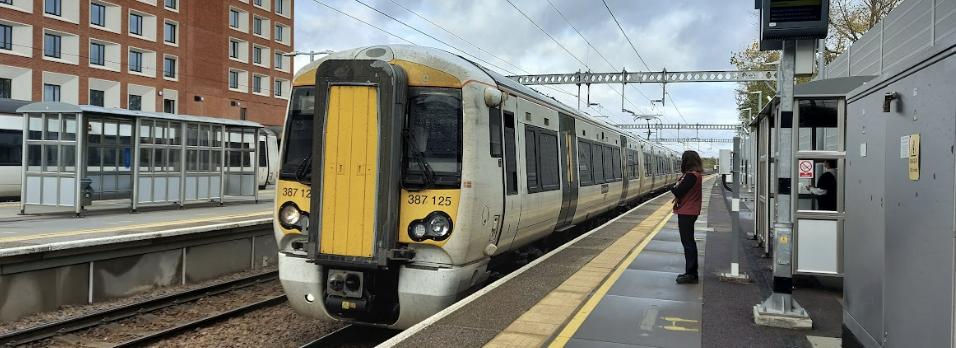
[0,98,32,115]
[292,45,678,156]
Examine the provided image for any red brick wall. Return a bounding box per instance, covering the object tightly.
[0,0,293,127]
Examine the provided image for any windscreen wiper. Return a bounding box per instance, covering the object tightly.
[293,157,312,185]
[403,129,436,191]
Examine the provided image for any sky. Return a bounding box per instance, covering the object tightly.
[291,0,764,157]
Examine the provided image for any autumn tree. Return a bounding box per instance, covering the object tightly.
[730,0,904,124]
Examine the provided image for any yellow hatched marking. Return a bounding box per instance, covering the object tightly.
[320,86,377,257]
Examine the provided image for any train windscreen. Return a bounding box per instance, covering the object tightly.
[402,87,462,190]
[279,86,315,181]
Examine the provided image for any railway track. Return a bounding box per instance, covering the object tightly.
[297,325,399,348]
[0,271,283,347]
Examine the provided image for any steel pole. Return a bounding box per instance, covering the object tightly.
[731,136,741,275]
[755,40,811,324]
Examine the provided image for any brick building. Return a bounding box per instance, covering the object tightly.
[0,0,294,126]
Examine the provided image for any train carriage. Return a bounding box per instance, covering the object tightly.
[273,45,679,329]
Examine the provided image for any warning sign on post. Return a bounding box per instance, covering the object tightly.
[799,160,814,178]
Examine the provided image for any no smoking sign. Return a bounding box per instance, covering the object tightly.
[799,160,814,178]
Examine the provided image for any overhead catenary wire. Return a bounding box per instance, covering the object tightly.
[601,0,690,134]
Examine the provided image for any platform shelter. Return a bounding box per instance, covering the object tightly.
[17,102,263,216]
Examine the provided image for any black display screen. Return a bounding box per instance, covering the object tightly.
[769,0,823,23]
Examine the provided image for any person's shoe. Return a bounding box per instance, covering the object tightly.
[676,274,699,284]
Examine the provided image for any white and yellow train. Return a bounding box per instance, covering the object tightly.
[273,45,680,329]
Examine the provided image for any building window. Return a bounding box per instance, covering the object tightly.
[230,40,239,58]
[90,89,105,107]
[130,13,143,35]
[163,99,175,113]
[0,78,10,99]
[45,0,61,16]
[164,0,176,10]
[0,0,11,4]
[44,84,61,102]
[90,43,105,65]
[164,57,176,78]
[44,33,61,58]
[229,71,239,89]
[230,10,239,28]
[254,0,261,6]
[130,51,143,72]
[253,46,261,64]
[129,95,142,111]
[0,24,10,50]
[164,22,176,43]
[91,3,106,26]
[253,75,261,93]
[253,17,262,35]
[274,80,281,96]
[275,0,283,14]
[274,52,282,69]
[274,24,283,41]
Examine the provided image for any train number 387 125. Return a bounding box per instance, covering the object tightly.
[407,195,452,206]
[281,187,311,198]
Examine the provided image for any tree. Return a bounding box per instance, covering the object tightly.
[730,0,903,124]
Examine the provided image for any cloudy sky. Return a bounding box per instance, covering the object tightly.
[291,0,763,157]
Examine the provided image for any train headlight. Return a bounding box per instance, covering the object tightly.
[409,222,427,240]
[427,213,452,238]
[408,212,454,242]
[279,202,307,229]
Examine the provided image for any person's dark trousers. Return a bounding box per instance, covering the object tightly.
[678,214,699,276]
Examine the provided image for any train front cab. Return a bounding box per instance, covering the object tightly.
[275,52,498,329]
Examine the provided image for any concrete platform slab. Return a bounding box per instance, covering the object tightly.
[627,250,701,274]
[607,269,703,303]
[572,295,701,348]
[563,338,657,348]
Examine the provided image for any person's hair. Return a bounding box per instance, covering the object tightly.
[680,150,703,173]
[824,159,837,168]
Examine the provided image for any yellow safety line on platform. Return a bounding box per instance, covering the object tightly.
[546,211,673,347]
[480,202,673,348]
[0,211,271,243]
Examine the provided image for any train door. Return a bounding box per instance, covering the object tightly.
[494,98,521,252]
[554,113,577,230]
[618,136,628,205]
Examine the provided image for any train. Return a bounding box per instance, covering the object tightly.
[0,98,280,199]
[272,45,683,329]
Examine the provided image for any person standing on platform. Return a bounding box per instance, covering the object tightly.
[805,160,837,211]
[672,150,703,284]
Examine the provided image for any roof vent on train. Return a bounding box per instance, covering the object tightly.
[359,46,394,61]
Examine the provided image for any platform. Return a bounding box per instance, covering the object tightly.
[381,177,844,348]
[0,189,273,250]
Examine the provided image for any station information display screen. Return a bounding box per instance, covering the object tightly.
[769,0,824,23]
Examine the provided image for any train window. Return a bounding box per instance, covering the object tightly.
[27,144,40,169]
[139,148,152,171]
[279,87,315,179]
[489,106,502,158]
[591,143,604,184]
[504,111,517,195]
[602,146,613,182]
[403,87,463,189]
[153,148,166,171]
[538,131,559,191]
[259,140,268,166]
[644,154,651,177]
[0,130,21,166]
[612,148,622,181]
[578,140,592,186]
[525,129,539,192]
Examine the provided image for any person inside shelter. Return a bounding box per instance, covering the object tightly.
[805,159,837,211]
